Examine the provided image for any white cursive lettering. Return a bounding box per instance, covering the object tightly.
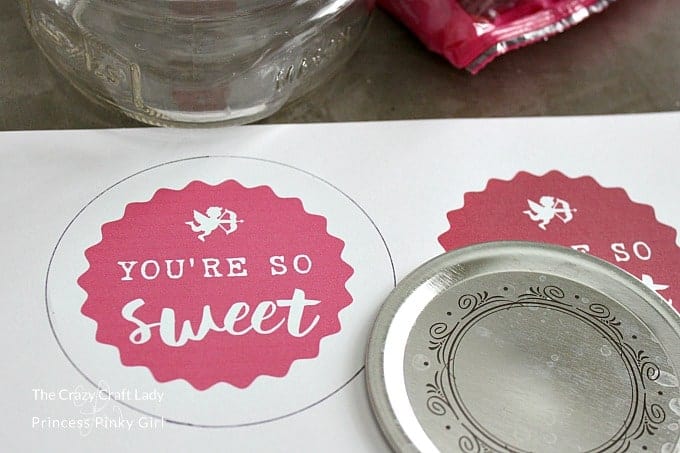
[122,289,321,346]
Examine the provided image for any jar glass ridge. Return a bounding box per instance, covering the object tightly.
[18,0,373,126]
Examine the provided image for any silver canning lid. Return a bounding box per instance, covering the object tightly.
[366,241,680,453]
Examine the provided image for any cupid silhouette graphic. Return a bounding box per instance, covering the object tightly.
[185,206,243,242]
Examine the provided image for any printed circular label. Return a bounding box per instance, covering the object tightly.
[47,157,395,426]
[79,180,353,390]
[438,170,679,312]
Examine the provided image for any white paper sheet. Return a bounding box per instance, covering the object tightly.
[1,113,679,452]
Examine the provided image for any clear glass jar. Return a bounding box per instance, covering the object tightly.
[18,0,373,126]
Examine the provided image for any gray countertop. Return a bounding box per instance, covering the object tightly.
[2,0,679,130]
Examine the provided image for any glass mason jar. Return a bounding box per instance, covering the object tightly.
[18,0,373,126]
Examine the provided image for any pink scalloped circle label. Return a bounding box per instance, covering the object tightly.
[439,170,679,311]
[78,180,354,390]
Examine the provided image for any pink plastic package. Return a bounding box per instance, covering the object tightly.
[378,0,616,73]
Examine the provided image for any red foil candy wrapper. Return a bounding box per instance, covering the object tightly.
[378,0,615,73]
